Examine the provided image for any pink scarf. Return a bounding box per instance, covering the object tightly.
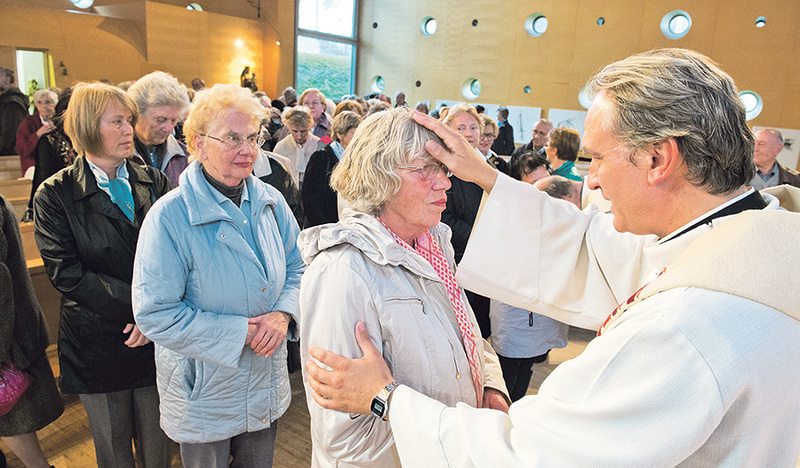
[378,218,483,405]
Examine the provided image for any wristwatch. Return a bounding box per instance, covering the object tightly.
[371,381,400,421]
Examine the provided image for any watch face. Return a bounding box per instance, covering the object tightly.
[371,399,386,417]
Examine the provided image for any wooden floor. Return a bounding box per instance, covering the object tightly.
[0,329,596,467]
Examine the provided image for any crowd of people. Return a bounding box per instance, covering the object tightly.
[0,46,799,468]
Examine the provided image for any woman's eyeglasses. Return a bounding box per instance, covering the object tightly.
[480,133,496,141]
[396,162,452,179]
[204,132,265,150]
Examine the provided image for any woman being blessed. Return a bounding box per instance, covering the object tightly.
[299,107,509,467]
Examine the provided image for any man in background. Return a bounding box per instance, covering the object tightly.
[749,128,800,189]
[491,106,515,156]
[510,118,552,163]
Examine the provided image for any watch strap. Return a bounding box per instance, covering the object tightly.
[371,381,399,420]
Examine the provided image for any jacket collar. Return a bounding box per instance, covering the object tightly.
[179,160,278,226]
[70,155,156,224]
[133,134,187,168]
[72,155,155,200]
[298,209,451,282]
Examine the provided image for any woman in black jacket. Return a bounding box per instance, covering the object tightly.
[301,110,361,227]
[32,83,172,468]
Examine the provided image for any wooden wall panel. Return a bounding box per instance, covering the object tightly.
[0,1,294,99]
[145,2,266,90]
[0,7,150,88]
[359,0,800,134]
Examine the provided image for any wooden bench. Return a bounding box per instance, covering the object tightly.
[0,155,22,180]
[0,178,32,199]
[19,221,38,262]
[0,179,32,221]
[28,258,61,345]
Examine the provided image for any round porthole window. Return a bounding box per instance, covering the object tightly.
[523,85,531,94]
[739,90,762,121]
[420,17,437,36]
[462,78,481,100]
[578,85,593,110]
[525,14,548,37]
[370,75,385,93]
[597,17,606,26]
[660,10,691,39]
[755,16,766,28]
[71,0,94,8]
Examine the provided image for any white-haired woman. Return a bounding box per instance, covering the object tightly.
[132,84,304,468]
[127,71,191,187]
[16,88,57,177]
[299,107,508,467]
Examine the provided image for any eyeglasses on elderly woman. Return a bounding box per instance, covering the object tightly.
[202,131,265,150]
[395,161,452,180]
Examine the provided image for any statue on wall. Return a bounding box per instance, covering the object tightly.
[240,66,257,92]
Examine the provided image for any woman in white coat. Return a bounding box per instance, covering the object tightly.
[298,107,508,467]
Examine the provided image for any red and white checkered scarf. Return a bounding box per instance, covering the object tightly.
[378,218,483,405]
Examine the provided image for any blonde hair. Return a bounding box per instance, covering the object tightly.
[183,84,266,158]
[299,88,326,107]
[331,111,362,142]
[442,102,483,133]
[481,115,498,136]
[63,82,139,156]
[331,107,444,215]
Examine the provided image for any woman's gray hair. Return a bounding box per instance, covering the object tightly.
[331,111,362,142]
[283,106,313,128]
[587,48,755,195]
[331,107,444,215]
[127,71,191,117]
[33,88,57,104]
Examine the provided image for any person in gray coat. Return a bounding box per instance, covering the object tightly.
[298,108,508,467]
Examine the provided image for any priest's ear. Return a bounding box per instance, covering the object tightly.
[646,138,681,185]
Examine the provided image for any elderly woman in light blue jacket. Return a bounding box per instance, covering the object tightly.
[132,84,304,468]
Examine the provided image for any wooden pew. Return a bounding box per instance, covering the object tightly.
[0,154,22,180]
[0,179,33,221]
[0,178,32,199]
[20,221,61,344]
